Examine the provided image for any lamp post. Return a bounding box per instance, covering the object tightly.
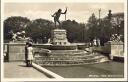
[65,7,68,21]
[98,8,101,36]
[83,23,86,42]
[99,8,101,22]
[108,10,112,20]
[108,10,112,41]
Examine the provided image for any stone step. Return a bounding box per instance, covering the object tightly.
[35,54,101,58]
[36,52,94,57]
[35,56,101,61]
[34,59,108,66]
[34,54,106,61]
[38,52,90,56]
[35,59,98,66]
[50,50,85,53]
[37,60,105,66]
[35,56,104,62]
[35,57,90,60]
[35,58,109,66]
[35,50,86,53]
[37,63,95,66]
[36,50,89,54]
[33,50,109,66]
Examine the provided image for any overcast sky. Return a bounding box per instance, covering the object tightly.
[4,3,124,23]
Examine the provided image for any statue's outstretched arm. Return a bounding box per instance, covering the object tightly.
[61,8,67,14]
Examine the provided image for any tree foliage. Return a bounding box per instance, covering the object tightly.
[86,13,99,41]
[62,20,85,42]
[4,16,30,40]
[25,19,54,43]
[4,13,124,44]
[86,13,113,45]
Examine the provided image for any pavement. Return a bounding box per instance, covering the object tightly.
[4,62,49,78]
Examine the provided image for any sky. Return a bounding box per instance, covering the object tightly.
[4,3,124,23]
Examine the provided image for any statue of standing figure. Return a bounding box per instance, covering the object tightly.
[52,7,67,28]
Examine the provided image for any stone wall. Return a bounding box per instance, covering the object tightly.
[6,43,26,61]
[104,41,124,59]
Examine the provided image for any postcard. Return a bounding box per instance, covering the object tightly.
[1,0,127,81]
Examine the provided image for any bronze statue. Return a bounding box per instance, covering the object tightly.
[52,7,67,28]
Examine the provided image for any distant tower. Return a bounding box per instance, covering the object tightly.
[99,8,101,20]
[108,10,112,20]
[98,8,101,25]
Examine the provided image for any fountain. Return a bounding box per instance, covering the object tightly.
[33,26,109,66]
[33,8,109,66]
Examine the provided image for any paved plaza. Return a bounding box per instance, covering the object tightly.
[4,62,49,78]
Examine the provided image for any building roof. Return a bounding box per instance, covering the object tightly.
[112,12,124,17]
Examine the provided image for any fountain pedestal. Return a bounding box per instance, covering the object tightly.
[51,29,70,45]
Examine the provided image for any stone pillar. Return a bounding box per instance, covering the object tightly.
[51,29,70,45]
[104,41,124,60]
[7,43,26,61]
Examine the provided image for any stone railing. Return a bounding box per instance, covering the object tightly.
[104,41,124,60]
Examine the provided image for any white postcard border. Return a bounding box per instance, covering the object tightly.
[1,0,127,81]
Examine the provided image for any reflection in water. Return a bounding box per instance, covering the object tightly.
[44,61,124,78]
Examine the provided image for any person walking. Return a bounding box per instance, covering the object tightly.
[27,43,34,67]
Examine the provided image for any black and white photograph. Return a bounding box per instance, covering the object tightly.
[1,0,127,81]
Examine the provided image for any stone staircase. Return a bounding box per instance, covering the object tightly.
[33,50,109,66]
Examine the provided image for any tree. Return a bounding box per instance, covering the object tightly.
[86,13,114,45]
[4,16,30,40]
[86,13,99,41]
[25,18,54,43]
[99,18,112,45]
[62,20,85,42]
